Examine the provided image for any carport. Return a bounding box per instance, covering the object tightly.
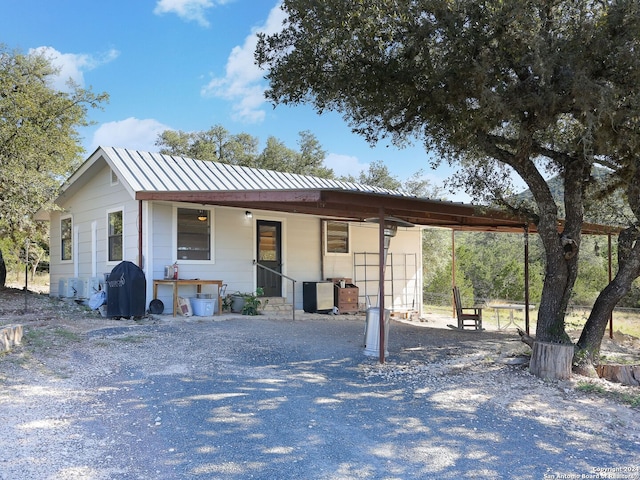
[136,188,620,363]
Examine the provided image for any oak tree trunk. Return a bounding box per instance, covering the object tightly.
[530,341,574,380]
[576,227,640,372]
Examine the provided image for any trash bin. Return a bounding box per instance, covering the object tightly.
[105,261,146,318]
[364,307,390,357]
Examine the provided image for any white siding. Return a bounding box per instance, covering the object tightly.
[47,156,423,315]
[50,165,137,297]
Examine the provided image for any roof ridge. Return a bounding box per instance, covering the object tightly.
[105,146,410,196]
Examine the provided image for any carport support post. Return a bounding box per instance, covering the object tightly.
[524,225,530,335]
[608,233,613,339]
[379,208,386,364]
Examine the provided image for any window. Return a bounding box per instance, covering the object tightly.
[108,210,123,262]
[61,217,72,261]
[177,208,211,260]
[326,221,349,254]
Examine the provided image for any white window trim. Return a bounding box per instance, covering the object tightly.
[106,207,124,265]
[324,220,351,256]
[60,215,73,263]
[173,205,215,264]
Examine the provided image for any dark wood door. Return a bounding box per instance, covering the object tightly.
[257,220,282,297]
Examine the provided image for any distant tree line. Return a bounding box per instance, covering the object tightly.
[423,229,640,310]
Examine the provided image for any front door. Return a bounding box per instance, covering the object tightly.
[257,220,282,297]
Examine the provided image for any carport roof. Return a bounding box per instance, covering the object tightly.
[136,187,617,235]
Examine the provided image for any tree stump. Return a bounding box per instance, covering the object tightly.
[596,364,640,386]
[530,341,574,380]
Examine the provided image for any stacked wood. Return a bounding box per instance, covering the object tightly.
[530,341,574,380]
[596,364,640,386]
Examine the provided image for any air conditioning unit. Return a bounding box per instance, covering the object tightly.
[64,278,84,298]
[58,278,68,298]
[85,277,104,297]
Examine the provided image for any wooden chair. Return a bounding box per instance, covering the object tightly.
[452,287,483,330]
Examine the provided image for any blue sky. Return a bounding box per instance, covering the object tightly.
[1,0,468,200]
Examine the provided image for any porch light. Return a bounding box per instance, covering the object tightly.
[197,210,208,222]
[364,216,414,237]
[245,211,253,219]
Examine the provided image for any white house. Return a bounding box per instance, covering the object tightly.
[42,146,427,316]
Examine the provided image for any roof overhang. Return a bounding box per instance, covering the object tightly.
[135,188,620,235]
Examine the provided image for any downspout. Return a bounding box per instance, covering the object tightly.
[138,200,143,269]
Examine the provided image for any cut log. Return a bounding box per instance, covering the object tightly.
[530,341,574,380]
[596,364,640,386]
[517,328,535,348]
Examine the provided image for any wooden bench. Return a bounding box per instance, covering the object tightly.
[452,287,483,330]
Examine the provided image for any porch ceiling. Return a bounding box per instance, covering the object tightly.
[136,188,619,236]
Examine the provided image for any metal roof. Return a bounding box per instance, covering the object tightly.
[54,146,620,236]
[103,146,409,196]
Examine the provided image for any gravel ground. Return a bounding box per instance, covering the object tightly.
[1,289,639,480]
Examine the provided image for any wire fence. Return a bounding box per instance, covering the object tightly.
[423,291,640,317]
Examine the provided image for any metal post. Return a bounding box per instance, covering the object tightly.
[524,226,530,335]
[608,233,613,339]
[24,239,29,312]
[379,208,386,364]
[451,229,456,317]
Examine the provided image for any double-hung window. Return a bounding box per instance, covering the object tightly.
[108,210,123,262]
[61,216,72,261]
[177,208,211,261]
[325,220,349,254]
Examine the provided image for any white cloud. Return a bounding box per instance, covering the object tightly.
[201,3,286,123]
[29,46,119,92]
[154,0,226,27]
[89,117,171,152]
[324,153,369,179]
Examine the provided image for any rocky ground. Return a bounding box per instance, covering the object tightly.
[1,287,639,479]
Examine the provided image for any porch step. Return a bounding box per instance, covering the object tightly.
[261,297,293,314]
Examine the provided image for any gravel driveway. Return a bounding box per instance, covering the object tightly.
[1,296,639,479]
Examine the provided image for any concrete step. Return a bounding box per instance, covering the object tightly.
[261,297,292,314]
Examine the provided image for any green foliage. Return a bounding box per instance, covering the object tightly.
[341,159,401,190]
[155,125,259,164]
[576,381,640,408]
[240,287,268,316]
[0,45,107,287]
[0,46,108,228]
[156,125,335,177]
[422,228,640,311]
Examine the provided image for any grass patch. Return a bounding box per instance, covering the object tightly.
[22,326,82,351]
[576,381,640,408]
[114,335,147,344]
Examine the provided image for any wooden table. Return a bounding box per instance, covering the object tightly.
[488,304,534,330]
[153,279,223,317]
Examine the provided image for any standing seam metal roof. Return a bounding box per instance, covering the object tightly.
[102,146,411,196]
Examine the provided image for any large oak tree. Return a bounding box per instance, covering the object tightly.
[0,46,107,287]
[255,0,640,373]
